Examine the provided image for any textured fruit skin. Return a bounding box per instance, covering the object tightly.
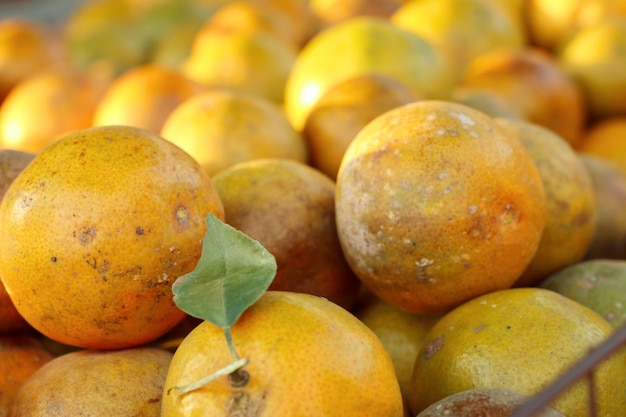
[162,291,404,417]
[0,125,225,349]
[408,288,626,417]
[8,347,173,416]
[335,100,546,314]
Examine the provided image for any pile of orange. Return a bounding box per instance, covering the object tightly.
[0,0,625,415]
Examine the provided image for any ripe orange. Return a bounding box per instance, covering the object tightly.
[161,291,404,416]
[309,0,402,28]
[160,89,308,176]
[211,158,361,310]
[92,63,205,134]
[0,334,54,416]
[0,68,109,153]
[284,16,455,131]
[0,125,225,349]
[8,346,173,416]
[335,100,546,314]
[577,117,626,175]
[408,287,626,417]
[496,119,596,287]
[459,47,588,148]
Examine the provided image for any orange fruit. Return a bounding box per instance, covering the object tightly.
[577,117,626,175]
[211,158,361,310]
[0,18,64,102]
[92,63,205,134]
[0,125,225,349]
[451,86,524,120]
[335,100,546,314]
[459,47,588,148]
[0,334,54,417]
[303,73,420,179]
[0,68,109,153]
[309,0,403,28]
[557,17,626,120]
[8,346,172,416]
[160,89,308,176]
[580,154,626,260]
[390,0,526,83]
[0,149,35,334]
[495,119,596,287]
[161,291,404,416]
[181,29,296,103]
[284,16,455,131]
[408,287,626,417]
[353,294,441,403]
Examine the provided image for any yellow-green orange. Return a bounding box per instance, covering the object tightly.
[0,125,225,349]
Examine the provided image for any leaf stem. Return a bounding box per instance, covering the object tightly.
[224,327,240,361]
[167,357,249,395]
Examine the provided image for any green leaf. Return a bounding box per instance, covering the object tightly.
[172,213,277,329]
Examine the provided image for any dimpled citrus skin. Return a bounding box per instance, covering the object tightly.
[161,291,404,417]
[408,288,626,417]
[0,125,225,350]
[335,100,546,315]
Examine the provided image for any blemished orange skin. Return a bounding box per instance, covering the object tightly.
[335,100,546,315]
[0,335,54,417]
[92,63,206,134]
[0,125,225,350]
[161,291,404,417]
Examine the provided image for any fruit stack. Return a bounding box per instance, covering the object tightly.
[0,1,626,416]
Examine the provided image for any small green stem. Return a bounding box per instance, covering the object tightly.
[167,357,249,395]
[224,326,240,361]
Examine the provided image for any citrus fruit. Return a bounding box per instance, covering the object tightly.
[160,89,307,176]
[408,287,626,417]
[353,293,441,402]
[451,86,523,120]
[416,387,565,417]
[0,334,54,417]
[8,346,173,416]
[211,158,361,310]
[335,100,546,314]
[0,17,64,102]
[303,73,420,179]
[284,16,455,131]
[161,291,404,416]
[557,17,626,119]
[579,154,626,260]
[181,29,296,103]
[0,68,108,153]
[577,117,626,176]
[92,63,205,134]
[459,47,588,147]
[0,125,225,349]
[540,259,626,329]
[0,149,35,334]
[496,119,596,287]
[309,0,402,28]
[390,0,526,83]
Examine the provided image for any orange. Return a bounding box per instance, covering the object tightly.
[0,18,64,102]
[181,29,296,103]
[557,17,626,119]
[354,293,441,405]
[459,47,588,148]
[211,158,361,310]
[303,73,421,180]
[8,346,172,416]
[0,68,109,153]
[335,100,546,314]
[390,0,526,83]
[284,16,455,131]
[0,335,54,417]
[160,89,308,176]
[577,117,626,175]
[0,125,225,350]
[0,149,35,334]
[496,119,596,287]
[161,291,404,416]
[92,63,205,134]
[407,287,626,417]
[580,154,626,260]
[309,0,403,28]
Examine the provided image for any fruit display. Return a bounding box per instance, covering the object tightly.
[0,0,625,416]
